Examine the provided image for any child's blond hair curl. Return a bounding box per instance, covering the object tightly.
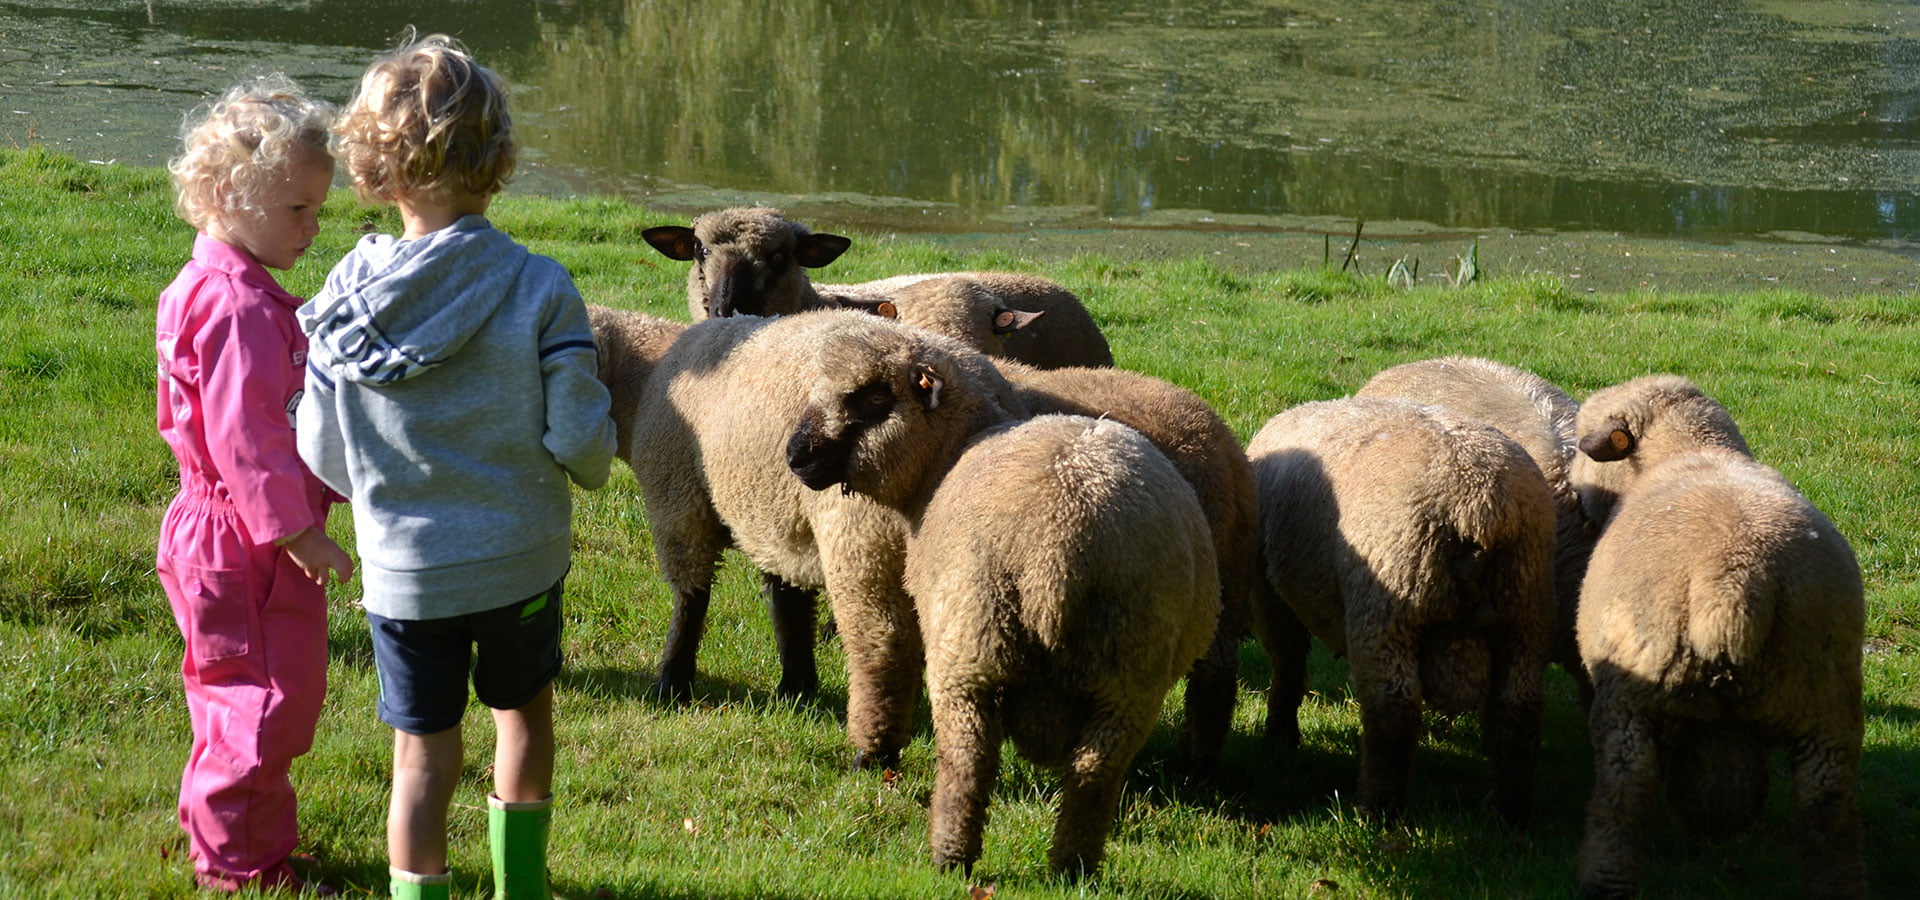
[167,74,335,232]
[333,34,517,204]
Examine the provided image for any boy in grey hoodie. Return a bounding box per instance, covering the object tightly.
[295,34,615,900]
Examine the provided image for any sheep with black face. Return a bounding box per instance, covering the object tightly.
[787,337,1217,878]
[1248,396,1556,825]
[1357,355,1595,703]
[642,206,1112,368]
[1570,375,1864,900]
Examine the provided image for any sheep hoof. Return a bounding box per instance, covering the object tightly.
[774,673,819,699]
[852,748,901,772]
[931,854,972,875]
[1263,721,1302,753]
[650,676,694,705]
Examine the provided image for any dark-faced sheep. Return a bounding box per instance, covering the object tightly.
[828,273,1114,370]
[994,359,1269,768]
[641,206,1113,368]
[1571,377,1864,900]
[625,309,1021,767]
[1247,397,1556,824]
[1569,373,1749,528]
[1356,356,1595,701]
[786,340,1218,877]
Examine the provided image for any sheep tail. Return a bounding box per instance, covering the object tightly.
[1685,562,1777,674]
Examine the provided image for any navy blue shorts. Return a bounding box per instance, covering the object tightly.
[366,580,564,735]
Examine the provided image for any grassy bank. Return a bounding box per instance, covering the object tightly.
[1,146,1916,898]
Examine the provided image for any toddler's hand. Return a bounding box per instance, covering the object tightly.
[279,526,356,586]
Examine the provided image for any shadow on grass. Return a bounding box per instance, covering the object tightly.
[1861,700,1920,892]
[553,880,821,900]
[558,663,852,721]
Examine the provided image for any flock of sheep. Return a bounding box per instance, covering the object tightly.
[584,207,1867,898]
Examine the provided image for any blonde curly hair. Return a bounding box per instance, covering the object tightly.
[333,33,517,204]
[167,74,335,232]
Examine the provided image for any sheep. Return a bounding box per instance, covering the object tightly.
[1247,397,1556,825]
[1356,356,1596,701]
[1568,373,1750,529]
[585,304,836,703]
[624,308,1024,768]
[785,344,1219,877]
[993,359,1268,767]
[826,273,1115,370]
[586,304,686,461]
[1570,377,1864,900]
[641,205,1114,368]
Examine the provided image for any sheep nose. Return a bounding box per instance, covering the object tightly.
[786,420,846,492]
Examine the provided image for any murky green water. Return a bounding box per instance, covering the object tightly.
[5,0,1920,244]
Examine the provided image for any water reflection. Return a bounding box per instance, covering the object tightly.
[4,0,1919,240]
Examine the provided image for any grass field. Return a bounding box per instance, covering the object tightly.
[1,146,1915,898]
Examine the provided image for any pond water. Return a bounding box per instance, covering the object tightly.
[5,0,1920,250]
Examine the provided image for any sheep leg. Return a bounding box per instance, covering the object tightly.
[927,686,1003,874]
[1787,730,1866,899]
[763,573,820,698]
[653,586,710,702]
[1050,709,1155,878]
[640,482,727,703]
[1483,633,1544,827]
[1576,700,1658,900]
[1350,648,1420,818]
[1178,603,1242,770]
[829,580,922,770]
[1248,580,1310,750]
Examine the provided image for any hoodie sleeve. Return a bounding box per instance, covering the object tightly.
[296,325,355,498]
[536,268,618,489]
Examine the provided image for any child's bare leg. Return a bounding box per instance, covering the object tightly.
[492,684,555,802]
[389,726,464,874]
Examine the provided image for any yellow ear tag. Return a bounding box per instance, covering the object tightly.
[1609,429,1631,451]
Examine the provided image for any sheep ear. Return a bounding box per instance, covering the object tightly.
[796,233,852,268]
[1578,417,1636,461]
[828,296,898,319]
[912,364,944,410]
[991,307,1045,335]
[642,226,699,261]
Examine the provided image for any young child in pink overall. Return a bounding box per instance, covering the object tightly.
[156,74,354,896]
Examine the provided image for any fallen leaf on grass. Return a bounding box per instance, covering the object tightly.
[968,883,997,899]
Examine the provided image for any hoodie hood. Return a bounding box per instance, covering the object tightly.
[300,215,530,385]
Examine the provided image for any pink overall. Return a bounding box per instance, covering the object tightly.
[155,234,334,883]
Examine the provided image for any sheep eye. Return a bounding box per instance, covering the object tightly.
[695,243,711,261]
[769,251,789,269]
[846,382,895,422]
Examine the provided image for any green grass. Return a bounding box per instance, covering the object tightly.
[1,146,1916,898]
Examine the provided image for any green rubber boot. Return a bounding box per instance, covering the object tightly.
[388,867,451,900]
[489,793,553,899]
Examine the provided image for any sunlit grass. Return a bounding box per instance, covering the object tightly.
[2,147,1916,898]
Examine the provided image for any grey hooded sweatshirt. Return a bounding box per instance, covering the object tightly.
[297,215,616,620]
